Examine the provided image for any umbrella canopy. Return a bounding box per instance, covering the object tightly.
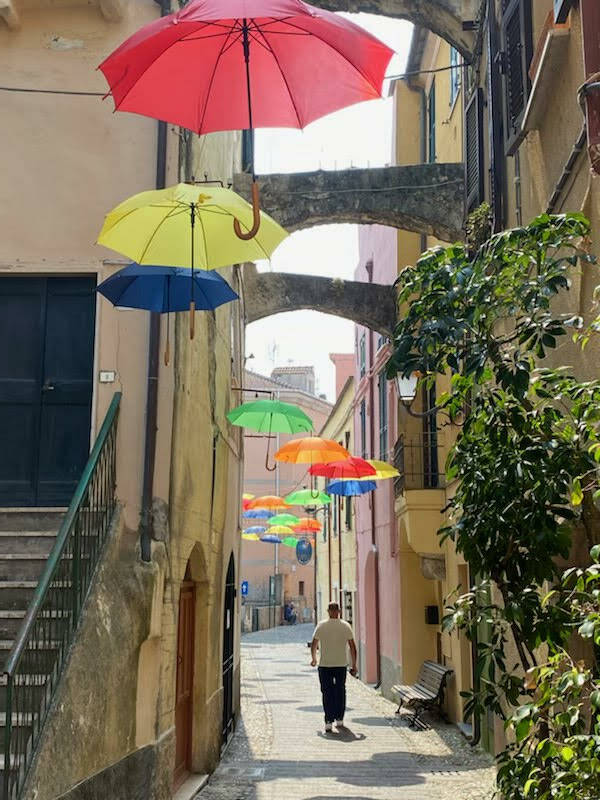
[243,526,267,534]
[227,399,313,434]
[97,264,238,312]
[285,488,331,506]
[268,513,300,526]
[261,534,283,544]
[328,479,376,496]
[247,495,289,510]
[309,456,376,480]
[265,525,295,535]
[98,183,287,269]
[293,517,321,532]
[100,0,393,136]
[364,460,400,480]
[242,533,260,541]
[275,437,350,465]
[281,537,299,548]
[242,508,272,519]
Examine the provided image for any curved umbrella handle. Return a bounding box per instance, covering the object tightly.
[234,181,261,240]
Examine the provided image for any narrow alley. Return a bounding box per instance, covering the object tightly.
[196,625,495,800]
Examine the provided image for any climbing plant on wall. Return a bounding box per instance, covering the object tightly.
[386,212,600,798]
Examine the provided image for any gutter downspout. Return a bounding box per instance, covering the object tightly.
[140,0,170,562]
[366,262,381,687]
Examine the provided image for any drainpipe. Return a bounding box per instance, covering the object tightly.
[140,0,170,562]
[419,88,428,254]
[366,262,381,687]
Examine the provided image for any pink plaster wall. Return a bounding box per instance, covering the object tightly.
[329,353,354,401]
[353,225,400,686]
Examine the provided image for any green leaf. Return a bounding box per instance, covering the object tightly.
[571,478,583,506]
[561,746,575,762]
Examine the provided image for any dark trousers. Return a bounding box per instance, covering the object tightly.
[318,666,347,723]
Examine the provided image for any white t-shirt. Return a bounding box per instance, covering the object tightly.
[313,618,354,667]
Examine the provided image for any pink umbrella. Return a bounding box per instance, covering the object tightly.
[99,0,393,238]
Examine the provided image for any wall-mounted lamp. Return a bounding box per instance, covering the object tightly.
[394,374,418,401]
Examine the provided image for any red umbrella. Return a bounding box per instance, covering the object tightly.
[309,456,376,480]
[99,0,393,238]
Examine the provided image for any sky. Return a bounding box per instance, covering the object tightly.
[245,14,413,402]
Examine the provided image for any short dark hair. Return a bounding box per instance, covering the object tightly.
[328,602,340,612]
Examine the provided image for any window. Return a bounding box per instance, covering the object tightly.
[359,400,367,460]
[378,371,388,460]
[450,47,461,106]
[501,0,533,154]
[299,580,305,597]
[428,79,436,163]
[359,334,366,378]
[554,0,574,24]
[465,88,484,212]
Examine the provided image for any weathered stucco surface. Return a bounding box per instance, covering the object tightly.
[242,263,397,336]
[311,0,476,57]
[233,164,465,242]
[22,510,166,800]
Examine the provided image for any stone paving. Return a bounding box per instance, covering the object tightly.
[196,624,496,800]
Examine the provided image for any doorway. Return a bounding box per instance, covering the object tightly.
[222,554,235,745]
[174,567,195,787]
[0,276,96,506]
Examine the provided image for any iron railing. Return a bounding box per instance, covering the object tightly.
[2,393,121,800]
[393,432,445,496]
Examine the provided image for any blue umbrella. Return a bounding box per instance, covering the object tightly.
[243,508,272,519]
[327,479,376,496]
[244,525,267,534]
[97,264,238,364]
[260,534,282,544]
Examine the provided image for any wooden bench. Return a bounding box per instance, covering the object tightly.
[392,661,453,729]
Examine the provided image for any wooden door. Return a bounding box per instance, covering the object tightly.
[0,276,96,506]
[174,579,195,787]
[222,555,235,745]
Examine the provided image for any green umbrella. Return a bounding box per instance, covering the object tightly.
[227,398,313,470]
[285,488,331,506]
[268,513,300,526]
[281,537,299,548]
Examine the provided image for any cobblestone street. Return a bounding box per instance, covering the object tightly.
[196,624,496,800]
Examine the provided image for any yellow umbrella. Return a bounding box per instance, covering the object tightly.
[242,533,260,541]
[265,525,295,535]
[344,459,399,481]
[242,493,255,500]
[97,183,288,336]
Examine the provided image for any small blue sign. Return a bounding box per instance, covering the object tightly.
[241,580,249,596]
[296,538,312,565]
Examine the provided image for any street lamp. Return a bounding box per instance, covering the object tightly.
[393,374,418,402]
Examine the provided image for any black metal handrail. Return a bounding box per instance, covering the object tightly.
[2,392,121,800]
[393,432,445,496]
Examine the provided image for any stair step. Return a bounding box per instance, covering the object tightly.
[0,582,71,611]
[0,610,71,639]
[0,509,66,532]
[0,553,88,581]
[0,533,57,557]
[0,674,48,711]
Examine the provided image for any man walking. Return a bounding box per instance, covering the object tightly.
[310,602,357,732]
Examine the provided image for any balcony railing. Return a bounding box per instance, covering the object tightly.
[393,433,445,496]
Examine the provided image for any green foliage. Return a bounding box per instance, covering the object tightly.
[387,213,600,797]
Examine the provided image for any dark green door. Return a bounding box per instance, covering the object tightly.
[0,276,96,506]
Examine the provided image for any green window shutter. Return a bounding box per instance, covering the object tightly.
[501,0,533,154]
[428,79,436,163]
[465,88,484,212]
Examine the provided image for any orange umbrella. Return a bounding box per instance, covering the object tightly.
[274,437,350,465]
[247,495,290,510]
[293,517,322,532]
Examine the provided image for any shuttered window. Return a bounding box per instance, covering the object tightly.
[501,0,533,154]
[554,0,574,23]
[465,88,484,212]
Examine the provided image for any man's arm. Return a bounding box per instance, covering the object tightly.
[348,638,358,675]
[310,637,319,667]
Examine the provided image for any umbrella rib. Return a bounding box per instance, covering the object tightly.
[253,27,303,128]
[137,205,188,265]
[197,23,238,135]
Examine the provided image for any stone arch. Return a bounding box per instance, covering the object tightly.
[242,263,397,338]
[311,0,476,59]
[234,163,465,243]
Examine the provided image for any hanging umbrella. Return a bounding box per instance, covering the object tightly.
[243,525,267,534]
[268,513,300,526]
[293,517,321,532]
[247,495,289,510]
[328,479,376,496]
[97,183,287,336]
[99,0,394,239]
[364,460,400,480]
[97,263,238,364]
[243,508,272,519]
[261,534,283,544]
[242,533,260,541]
[242,493,255,500]
[265,525,295,536]
[309,456,376,480]
[227,398,313,469]
[275,437,350,465]
[285,488,331,506]
[281,537,299,548]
